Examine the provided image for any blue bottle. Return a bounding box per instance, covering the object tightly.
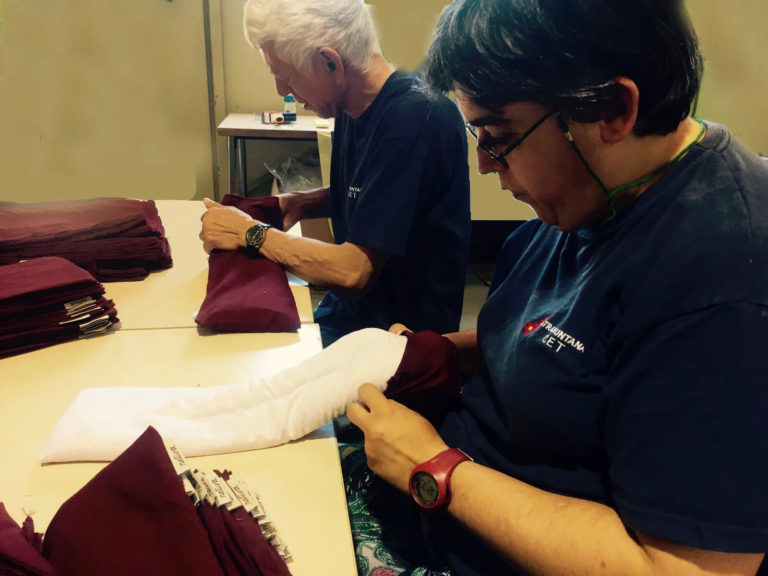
[283,93,297,123]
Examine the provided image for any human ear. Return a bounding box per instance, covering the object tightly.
[316,47,344,81]
[599,77,639,143]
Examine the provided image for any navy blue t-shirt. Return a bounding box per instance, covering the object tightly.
[314,71,471,344]
[430,123,768,574]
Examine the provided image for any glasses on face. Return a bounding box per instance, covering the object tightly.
[466,109,555,169]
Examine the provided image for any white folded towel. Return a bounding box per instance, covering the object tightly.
[41,328,407,463]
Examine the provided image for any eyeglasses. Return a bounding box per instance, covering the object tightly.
[466,109,555,169]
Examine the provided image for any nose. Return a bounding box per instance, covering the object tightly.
[476,148,501,175]
[274,78,291,97]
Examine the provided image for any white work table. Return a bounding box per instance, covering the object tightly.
[104,199,314,329]
[0,199,357,576]
[0,325,357,576]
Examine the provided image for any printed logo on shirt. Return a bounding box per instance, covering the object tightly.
[347,186,362,199]
[521,315,549,334]
[538,318,585,354]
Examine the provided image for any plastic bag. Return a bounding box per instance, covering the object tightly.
[264,151,322,193]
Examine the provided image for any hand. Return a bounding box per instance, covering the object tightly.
[199,198,256,253]
[388,323,412,335]
[346,383,448,493]
[277,192,303,231]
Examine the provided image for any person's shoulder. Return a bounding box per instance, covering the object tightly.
[632,121,768,309]
[694,121,768,180]
[679,121,768,228]
[379,71,463,126]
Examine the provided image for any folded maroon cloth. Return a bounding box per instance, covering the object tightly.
[224,507,292,576]
[0,198,172,281]
[0,296,115,336]
[0,257,118,359]
[0,503,55,576]
[0,256,102,314]
[198,503,247,575]
[195,195,300,333]
[385,330,463,426]
[219,194,284,228]
[0,307,118,358]
[42,427,225,576]
[210,469,291,576]
[0,198,155,247]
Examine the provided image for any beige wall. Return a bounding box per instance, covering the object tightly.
[0,0,213,203]
[223,0,768,219]
[688,0,768,155]
[1,1,765,206]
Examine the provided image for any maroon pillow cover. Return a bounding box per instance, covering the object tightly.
[195,195,300,333]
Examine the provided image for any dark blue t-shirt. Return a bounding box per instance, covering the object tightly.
[430,123,768,574]
[314,71,471,344]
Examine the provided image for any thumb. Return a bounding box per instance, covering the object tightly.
[202,197,220,208]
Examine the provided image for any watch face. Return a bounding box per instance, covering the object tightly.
[411,471,439,506]
[245,225,263,248]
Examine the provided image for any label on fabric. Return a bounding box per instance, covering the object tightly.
[191,469,216,506]
[209,475,232,508]
[163,440,191,476]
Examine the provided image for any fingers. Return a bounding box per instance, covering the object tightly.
[201,198,221,223]
[345,401,368,426]
[389,323,412,335]
[357,382,386,406]
[346,383,385,427]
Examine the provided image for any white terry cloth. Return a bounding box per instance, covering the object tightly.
[41,328,407,463]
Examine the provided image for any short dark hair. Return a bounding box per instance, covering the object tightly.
[423,0,703,136]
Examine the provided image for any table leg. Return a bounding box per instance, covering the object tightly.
[227,136,237,197]
[238,137,248,197]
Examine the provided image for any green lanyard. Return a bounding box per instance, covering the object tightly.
[558,116,707,223]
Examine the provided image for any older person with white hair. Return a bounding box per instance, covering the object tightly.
[200,0,471,348]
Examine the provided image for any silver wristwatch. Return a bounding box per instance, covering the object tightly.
[245,223,272,256]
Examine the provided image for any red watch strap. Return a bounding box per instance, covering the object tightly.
[409,447,471,510]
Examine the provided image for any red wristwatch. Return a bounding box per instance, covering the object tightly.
[409,447,472,511]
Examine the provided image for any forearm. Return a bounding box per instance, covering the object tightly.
[278,186,331,227]
[349,387,762,576]
[447,462,762,576]
[443,329,478,379]
[259,229,376,291]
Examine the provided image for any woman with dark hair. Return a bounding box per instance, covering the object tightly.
[346,1,768,574]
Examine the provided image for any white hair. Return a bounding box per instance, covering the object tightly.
[243,0,382,74]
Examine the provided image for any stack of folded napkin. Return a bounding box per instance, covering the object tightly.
[0,198,172,282]
[0,257,118,359]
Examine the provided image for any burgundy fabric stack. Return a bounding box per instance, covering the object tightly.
[0,256,118,359]
[0,198,172,282]
[195,195,300,333]
[0,503,54,576]
[0,427,292,576]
